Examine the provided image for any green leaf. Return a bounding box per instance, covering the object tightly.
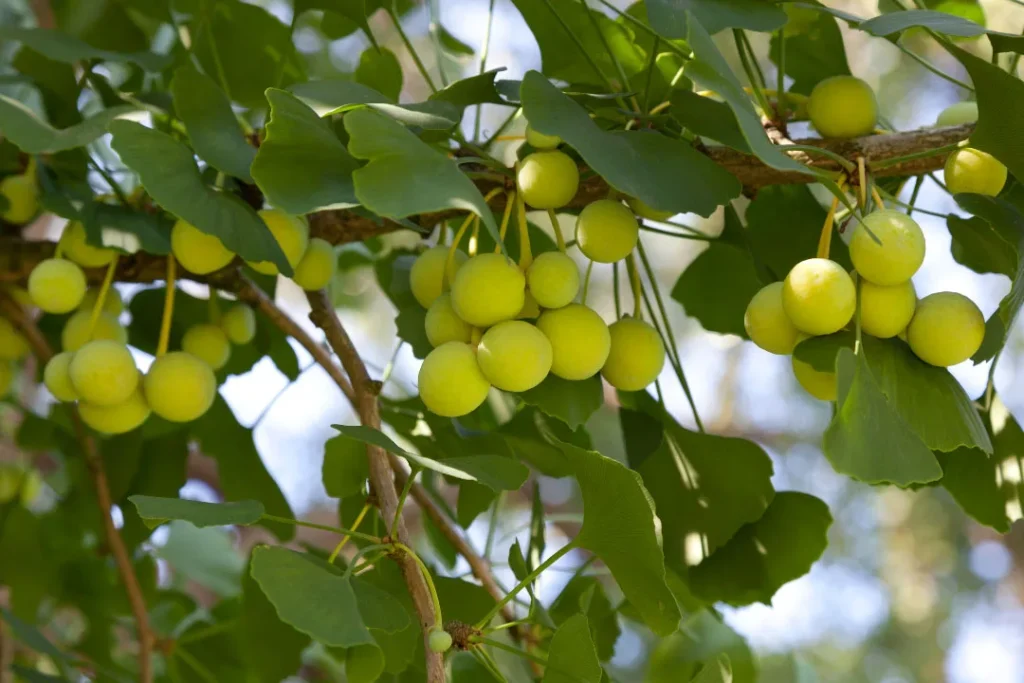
[558,441,681,636]
[519,374,603,431]
[353,577,413,633]
[171,63,255,182]
[692,655,733,683]
[12,46,81,129]
[668,91,750,153]
[430,69,508,111]
[947,214,1017,278]
[240,561,310,683]
[117,432,190,549]
[823,348,942,486]
[688,492,832,606]
[544,614,602,683]
[860,9,1024,52]
[648,611,756,683]
[0,606,69,665]
[439,26,475,56]
[395,305,432,360]
[158,521,247,597]
[80,202,173,256]
[0,95,136,154]
[108,120,291,274]
[128,495,264,529]
[520,72,740,217]
[549,577,620,662]
[251,89,360,215]
[289,80,459,128]
[0,26,169,71]
[769,11,851,95]
[355,47,403,102]
[346,645,385,683]
[647,0,785,35]
[323,435,371,499]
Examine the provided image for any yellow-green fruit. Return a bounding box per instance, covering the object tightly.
[425,294,472,347]
[68,340,138,407]
[601,317,665,391]
[525,124,561,150]
[0,173,39,224]
[59,221,115,268]
[221,304,257,345]
[62,311,127,352]
[28,259,87,314]
[171,219,236,275]
[79,287,123,316]
[518,291,541,320]
[850,210,926,286]
[860,279,916,339]
[183,324,231,370]
[744,282,800,355]
[517,151,580,209]
[477,321,553,392]
[906,292,985,367]
[79,385,151,435]
[410,246,467,309]
[627,197,675,223]
[0,361,12,398]
[247,210,310,275]
[945,147,1007,197]
[576,199,640,264]
[44,352,79,402]
[292,238,337,291]
[0,465,41,505]
[2,285,32,308]
[792,354,837,401]
[527,252,579,309]
[536,304,611,380]
[807,75,878,139]
[451,253,526,327]
[936,101,978,127]
[782,259,856,336]
[144,352,217,422]
[418,342,491,417]
[0,317,30,360]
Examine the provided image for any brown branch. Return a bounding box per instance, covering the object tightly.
[0,294,153,683]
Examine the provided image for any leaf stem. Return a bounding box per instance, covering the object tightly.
[260,514,381,543]
[495,191,516,252]
[391,468,420,538]
[479,637,549,666]
[895,37,974,92]
[343,543,393,577]
[628,252,643,319]
[387,4,437,93]
[537,0,624,105]
[639,224,714,241]
[177,619,238,645]
[175,648,218,683]
[426,0,449,87]
[156,257,177,357]
[329,502,373,563]
[612,261,622,319]
[905,175,925,216]
[733,30,773,116]
[474,0,498,142]
[393,542,444,627]
[515,171,533,269]
[775,28,787,122]
[784,144,856,172]
[472,647,509,682]
[475,540,577,629]
[869,142,961,170]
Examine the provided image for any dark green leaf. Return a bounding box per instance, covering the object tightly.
[860,9,1024,52]
[544,614,602,683]
[519,374,603,430]
[323,435,370,499]
[158,521,246,597]
[648,611,756,683]
[668,91,750,153]
[0,95,137,154]
[355,47,403,102]
[947,214,1017,277]
[395,304,432,360]
[117,432,190,548]
[691,655,733,683]
[240,559,310,683]
[0,26,169,70]
[346,645,385,683]
[128,495,264,529]
[439,26,475,56]
[80,202,173,256]
[550,577,620,662]
[646,0,786,35]
[769,9,851,94]
[430,69,508,111]
[289,80,458,128]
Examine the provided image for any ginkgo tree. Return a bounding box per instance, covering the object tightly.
[0,0,1022,681]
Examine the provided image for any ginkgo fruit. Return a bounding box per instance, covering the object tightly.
[79,287,123,316]
[807,75,878,139]
[517,151,580,209]
[0,172,38,224]
[575,199,640,263]
[944,147,1007,197]
[410,246,467,309]
[0,465,41,505]
[144,352,217,422]
[59,221,115,268]
[744,282,800,355]
[0,361,12,399]
[221,304,257,345]
[527,251,579,309]
[451,253,526,327]
[627,197,675,223]
[849,210,926,286]
[418,342,490,417]
[906,292,985,367]
[601,317,665,391]
[0,317,30,360]
[248,210,310,275]
[525,124,561,150]
[477,321,553,392]
[43,352,78,402]
[428,629,453,654]
[79,384,151,435]
[424,294,472,347]
[68,340,138,407]
[28,259,87,314]
[782,259,856,336]
[62,310,127,352]
[292,238,336,291]
[936,101,978,126]
[183,324,232,370]
[859,279,916,339]
[536,304,611,380]
[792,353,837,402]
[171,219,236,275]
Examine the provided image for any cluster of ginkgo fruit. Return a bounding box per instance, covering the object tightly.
[412,122,667,417]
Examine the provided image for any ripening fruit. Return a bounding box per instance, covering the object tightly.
[0,465,41,505]
[171,219,236,275]
[518,291,541,320]
[58,221,115,268]
[182,324,231,370]
[536,304,611,380]
[247,210,310,275]
[906,292,985,367]
[517,151,580,209]
[0,361,12,398]
[744,282,800,355]
[849,210,925,286]
[944,147,1007,197]
[792,354,837,401]
[860,279,916,339]
[79,287,123,316]
[627,197,675,223]
[221,304,257,345]
[576,200,640,263]
[527,252,579,309]
[410,246,467,309]
[44,352,79,402]
[2,285,32,308]
[0,317,30,361]
[144,352,217,422]
[292,238,337,291]
[525,124,561,150]
[79,384,151,435]
[28,259,87,314]
[418,342,491,417]
[62,310,127,352]
[936,101,978,126]
[807,75,878,139]
[69,340,138,407]
[782,259,856,336]
[428,629,453,654]
[601,317,665,391]
[0,173,39,224]
[477,321,553,392]
[424,294,472,347]
[451,253,526,327]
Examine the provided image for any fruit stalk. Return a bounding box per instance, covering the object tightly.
[85,257,118,342]
[156,257,177,357]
